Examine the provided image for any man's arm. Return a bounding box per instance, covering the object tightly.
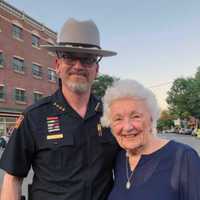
[0,172,23,200]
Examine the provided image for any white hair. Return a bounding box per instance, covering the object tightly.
[101,79,160,130]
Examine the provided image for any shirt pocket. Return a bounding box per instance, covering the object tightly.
[35,133,75,170]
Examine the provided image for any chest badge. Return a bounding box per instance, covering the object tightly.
[46,116,63,140]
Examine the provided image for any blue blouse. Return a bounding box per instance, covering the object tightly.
[108,140,200,200]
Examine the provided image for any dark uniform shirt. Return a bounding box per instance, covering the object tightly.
[0,88,119,200]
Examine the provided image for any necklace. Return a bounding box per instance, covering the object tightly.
[125,151,134,189]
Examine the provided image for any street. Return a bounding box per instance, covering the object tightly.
[0,133,200,198]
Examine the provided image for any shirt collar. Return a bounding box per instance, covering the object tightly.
[51,88,102,118]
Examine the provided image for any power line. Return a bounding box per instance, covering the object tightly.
[149,81,173,89]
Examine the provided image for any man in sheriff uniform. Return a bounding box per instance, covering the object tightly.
[0,18,118,200]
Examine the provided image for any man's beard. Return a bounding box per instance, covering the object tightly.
[65,80,90,94]
[60,68,93,94]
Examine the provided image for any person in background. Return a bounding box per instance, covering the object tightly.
[0,18,118,200]
[101,79,200,200]
[0,136,6,149]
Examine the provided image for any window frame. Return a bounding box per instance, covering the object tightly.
[33,91,43,103]
[0,52,4,67]
[14,88,26,103]
[48,68,57,82]
[12,24,23,40]
[32,63,43,78]
[0,84,5,101]
[12,57,25,73]
[32,34,40,47]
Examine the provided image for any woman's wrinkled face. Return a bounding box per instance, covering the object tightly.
[109,97,153,153]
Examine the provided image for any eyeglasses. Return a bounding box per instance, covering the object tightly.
[59,53,102,67]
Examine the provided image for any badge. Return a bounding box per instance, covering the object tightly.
[47,134,63,140]
[46,116,63,140]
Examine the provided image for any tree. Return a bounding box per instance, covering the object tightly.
[157,110,175,131]
[191,67,200,118]
[92,74,118,98]
[160,110,175,120]
[167,67,200,119]
[166,77,195,118]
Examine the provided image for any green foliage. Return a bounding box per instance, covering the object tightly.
[157,110,175,131]
[167,67,200,119]
[157,119,174,131]
[92,74,118,98]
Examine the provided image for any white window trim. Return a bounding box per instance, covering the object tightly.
[32,62,42,67]
[31,30,40,38]
[15,87,26,91]
[12,20,23,28]
[13,55,24,60]
[48,67,56,71]
[33,91,43,95]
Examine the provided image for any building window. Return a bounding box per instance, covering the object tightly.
[32,64,42,78]
[48,68,57,82]
[14,88,26,102]
[0,117,17,136]
[12,24,22,39]
[0,85,5,100]
[0,52,4,67]
[32,35,40,47]
[33,92,43,103]
[12,57,25,72]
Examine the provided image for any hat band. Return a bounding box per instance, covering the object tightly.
[58,42,101,49]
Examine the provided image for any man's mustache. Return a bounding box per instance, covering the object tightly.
[67,69,88,77]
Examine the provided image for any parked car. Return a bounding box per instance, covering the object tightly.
[164,128,176,133]
[179,128,193,135]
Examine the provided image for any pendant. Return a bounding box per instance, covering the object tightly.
[126,180,131,189]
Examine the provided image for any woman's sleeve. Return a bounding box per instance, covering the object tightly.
[179,148,200,200]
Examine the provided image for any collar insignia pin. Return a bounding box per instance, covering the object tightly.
[97,123,103,136]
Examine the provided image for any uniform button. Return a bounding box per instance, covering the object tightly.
[53,141,58,145]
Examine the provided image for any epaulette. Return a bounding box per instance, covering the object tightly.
[24,95,52,113]
[93,95,103,113]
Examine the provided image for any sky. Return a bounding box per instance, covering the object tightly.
[5,0,200,109]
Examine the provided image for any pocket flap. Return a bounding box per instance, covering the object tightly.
[37,132,74,149]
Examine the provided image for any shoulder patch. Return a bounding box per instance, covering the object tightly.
[15,115,24,129]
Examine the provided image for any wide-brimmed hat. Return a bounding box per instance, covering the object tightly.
[41,18,117,57]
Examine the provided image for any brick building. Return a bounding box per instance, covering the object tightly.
[0,0,58,135]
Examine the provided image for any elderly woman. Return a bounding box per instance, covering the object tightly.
[101,79,200,200]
